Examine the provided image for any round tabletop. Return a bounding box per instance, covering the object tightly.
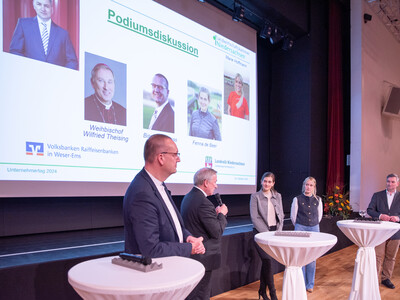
[254,231,337,267]
[255,231,337,248]
[337,219,400,247]
[337,219,400,230]
[68,256,205,300]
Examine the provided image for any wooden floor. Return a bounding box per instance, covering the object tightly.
[212,244,400,299]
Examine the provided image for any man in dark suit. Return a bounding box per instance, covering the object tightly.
[367,173,400,289]
[123,134,205,258]
[181,168,228,299]
[9,0,78,70]
[148,73,174,133]
[85,63,126,126]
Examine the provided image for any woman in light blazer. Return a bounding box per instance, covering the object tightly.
[250,172,284,300]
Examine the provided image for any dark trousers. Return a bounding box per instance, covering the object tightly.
[186,270,212,300]
[253,229,276,294]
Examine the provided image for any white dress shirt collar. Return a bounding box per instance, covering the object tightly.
[194,185,208,197]
[37,17,52,35]
[144,168,184,243]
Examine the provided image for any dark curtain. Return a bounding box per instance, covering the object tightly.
[326,0,344,193]
[2,0,79,60]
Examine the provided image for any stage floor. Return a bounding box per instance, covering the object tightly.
[0,215,254,269]
[212,244,400,300]
[0,215,354,300]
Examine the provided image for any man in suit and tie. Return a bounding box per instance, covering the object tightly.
[181,168,228,299]
[367,173,400,289]
[148,73,175,133]
[9,0,78,70]
[123,134,205,258]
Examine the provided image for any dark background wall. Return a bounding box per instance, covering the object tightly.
[0,0,350,237]
[258,0,331,212]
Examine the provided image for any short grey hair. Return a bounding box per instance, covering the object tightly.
[91,63,114,85]
[387,173,399,182]
[194,168,217,187]
[34,0,53,4]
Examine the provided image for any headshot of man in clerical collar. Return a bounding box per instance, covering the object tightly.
[91,64,115,106]
[84,60,127,126]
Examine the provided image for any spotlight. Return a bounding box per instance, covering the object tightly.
[259,21,273,39]
[232,2,245,22]
[269,27,283,44]
[282,34,294,50]
[197,0,205,2]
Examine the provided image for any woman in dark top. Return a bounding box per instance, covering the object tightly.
[290,176,323,293]
[189,87,221,140]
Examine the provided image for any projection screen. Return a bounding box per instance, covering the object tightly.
[0,0,258,196]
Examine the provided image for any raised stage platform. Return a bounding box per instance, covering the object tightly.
[0,215,353,300]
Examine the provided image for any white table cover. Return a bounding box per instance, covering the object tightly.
[68,256,205,300]
[337,220,400,300]
[255,231,337,300]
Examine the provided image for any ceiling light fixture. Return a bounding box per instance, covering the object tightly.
[232,2,245,22]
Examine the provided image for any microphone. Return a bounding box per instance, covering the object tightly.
[119,252,152,265]
[215,193,223,206]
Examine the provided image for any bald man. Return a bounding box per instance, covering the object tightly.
[123,134,205,258]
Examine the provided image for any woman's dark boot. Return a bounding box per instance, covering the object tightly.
[268,288,278,300]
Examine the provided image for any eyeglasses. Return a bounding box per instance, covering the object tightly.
[151,83,167,91]
[160,152,180,158]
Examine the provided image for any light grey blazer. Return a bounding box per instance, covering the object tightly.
[250,189,285,232]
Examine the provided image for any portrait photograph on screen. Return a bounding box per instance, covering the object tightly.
[187,80,222,141]
[223,56,250,120]
[3,0,80,70]
[84,52,127,126]
[143,73,176,134]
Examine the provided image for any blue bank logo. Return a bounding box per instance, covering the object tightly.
[26,142,44,156]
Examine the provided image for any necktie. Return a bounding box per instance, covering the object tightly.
[149,109,158,129]
[162,183,172,202]
[162,183,183,243]
[41,22,49,55]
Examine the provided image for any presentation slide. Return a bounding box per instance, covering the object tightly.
[0,0,257,196]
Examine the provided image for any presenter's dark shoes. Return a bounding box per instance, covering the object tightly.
[381,279,395,289]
